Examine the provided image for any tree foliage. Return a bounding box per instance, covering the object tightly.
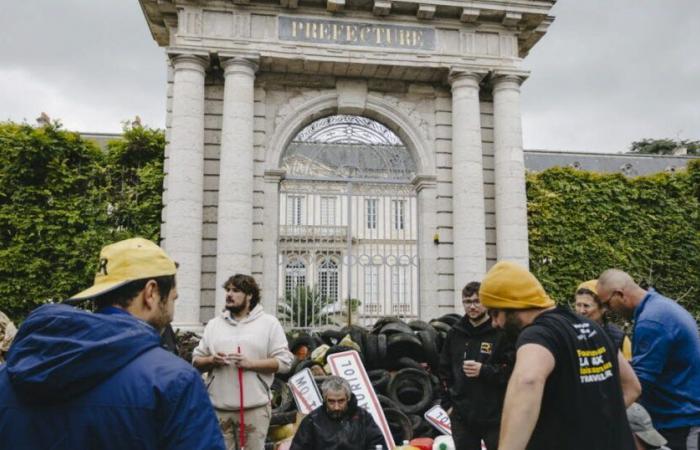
[527,161,700,321]
[629,138,699,155]
[0,122,165,321]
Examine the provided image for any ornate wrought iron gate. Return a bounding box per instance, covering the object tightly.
[275,115,419,329]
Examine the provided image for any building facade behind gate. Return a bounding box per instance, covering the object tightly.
[139,0,556,329]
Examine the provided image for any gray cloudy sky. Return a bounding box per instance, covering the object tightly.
[1,1,698,153]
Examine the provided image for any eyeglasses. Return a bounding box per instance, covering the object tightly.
[462,299,481,307]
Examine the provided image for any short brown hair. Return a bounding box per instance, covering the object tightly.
[223,274,261,309]
[462,281,481,298]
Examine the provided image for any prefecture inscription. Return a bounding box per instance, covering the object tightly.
[279,16,435,51]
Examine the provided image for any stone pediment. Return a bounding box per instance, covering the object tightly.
[140,0,555,70]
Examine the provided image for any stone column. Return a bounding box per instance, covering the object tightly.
[413,175,439,320]
[262,169,285,314]
[449,71,487,308]
[165,54,208,328]
[492,74,529,267]
[214,57,258,314]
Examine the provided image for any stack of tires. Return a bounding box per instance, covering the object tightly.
[267,314,461,448]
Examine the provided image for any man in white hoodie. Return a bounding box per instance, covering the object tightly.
[193,274,293,450]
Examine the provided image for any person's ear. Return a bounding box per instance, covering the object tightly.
[142,280,161,312]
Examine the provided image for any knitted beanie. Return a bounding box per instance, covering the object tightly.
[479,261,555,309]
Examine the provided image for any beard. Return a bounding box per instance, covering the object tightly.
[149,301,172,332]
[502,311,523,343]
[226,302,247,315]
[326,407,346,420]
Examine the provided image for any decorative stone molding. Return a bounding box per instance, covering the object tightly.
[373,0,391,16]
[417,4,436,20]
[460,7,480,23]
[280,0,299,8]
[327,0,345,12]
[220,55,259,76]
[336,79,368,115]
[411,174,437,192]
[502,12,522,27]
[267,90,435,177]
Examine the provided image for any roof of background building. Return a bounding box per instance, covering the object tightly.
[79,132,698,176]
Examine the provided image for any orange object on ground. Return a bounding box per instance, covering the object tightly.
[410,437,434,450]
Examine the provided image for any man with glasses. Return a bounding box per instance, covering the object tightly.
[481,261,640,450]
[597,269,700,450]
[438,281,514,450]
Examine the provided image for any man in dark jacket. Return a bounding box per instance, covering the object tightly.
[290,376,385,450]
[0,237,225,450]
[439,281,514,450]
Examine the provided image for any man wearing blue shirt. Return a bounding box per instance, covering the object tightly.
[598,269,700,450]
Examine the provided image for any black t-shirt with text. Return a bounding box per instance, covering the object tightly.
[516,307,635,450]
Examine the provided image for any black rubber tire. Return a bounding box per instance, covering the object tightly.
[380,321,414,336]
[383,407,413,444]
[271,377,294,414]
[408,319,434,333]
[438,313,461,327]
[377,394,400,411]
[392,357,423,371]
[364,333,379,369]
[339,325,368,353]
[387,332,424,361]
[292,358,322,375]
[408,414,422,431]
[377,333,388,362]
[429,320,453,335]
[320,329,344,346]
[325,345,360,363]
[368,369,391,394]
[270,410,298,426]
[417,329,440,371]
[387,368,434,415]
[371,316,402,334]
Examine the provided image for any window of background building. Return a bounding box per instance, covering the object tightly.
[320,196,336,226]
[285,259,306,293]
[392,199,405,231]
[287,195,304,226]
[365,198,377,229]
[318,258,338,302]
[364,266,379,305]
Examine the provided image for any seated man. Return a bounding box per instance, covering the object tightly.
[290,376,385,450]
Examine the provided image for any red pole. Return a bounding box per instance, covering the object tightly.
[238,345,245,450]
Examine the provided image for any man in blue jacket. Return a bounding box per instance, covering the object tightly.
[598,269,700,450]
[0,237,225,450]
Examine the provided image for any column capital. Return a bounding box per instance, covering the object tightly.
[448,69,487,89]
[167,49,210,72]
[264,169,286,183]
[411,174,437,192]
[491,71,529,90]
[219,55,259,76]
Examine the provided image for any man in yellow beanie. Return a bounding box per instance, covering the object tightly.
[479,261,640,450]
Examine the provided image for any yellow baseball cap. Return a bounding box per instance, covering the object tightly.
[69,238,177,301]
[479,261,555,310]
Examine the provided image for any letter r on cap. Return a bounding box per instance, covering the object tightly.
[98,258,108,275]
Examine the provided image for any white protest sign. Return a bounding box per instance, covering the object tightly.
[327,350,394,450]
[424,405,452,435]
[288,368,323,415]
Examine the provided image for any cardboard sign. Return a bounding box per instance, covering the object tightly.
[288,368,323,415]
[327,350,394,449]
[424,405,452,435]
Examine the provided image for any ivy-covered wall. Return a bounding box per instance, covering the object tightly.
[1,121,698,323]
[0,122,164,321]
[528,162,700,321]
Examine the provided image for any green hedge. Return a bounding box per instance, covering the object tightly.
[527,161,700,321]
[1,120,698,323]
[0,122,164,321]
